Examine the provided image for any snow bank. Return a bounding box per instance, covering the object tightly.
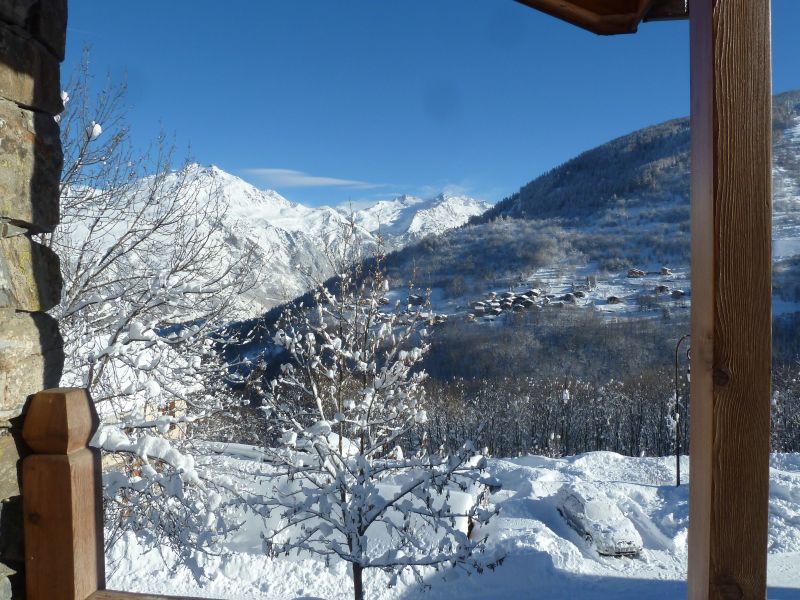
[107,451,800,599]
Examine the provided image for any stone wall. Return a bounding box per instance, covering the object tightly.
[0,1,67,597]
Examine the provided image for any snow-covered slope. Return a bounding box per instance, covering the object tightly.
[107,450,800,599]
[170,166,489,313]
[350,193,490,246]
[377,91,800,324]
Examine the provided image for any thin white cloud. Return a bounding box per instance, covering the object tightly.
[242,168,385,189]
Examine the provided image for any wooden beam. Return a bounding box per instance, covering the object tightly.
[643,0,688,21]
[516,0,643,17]
[514,0,686,35]
[687,0,772,598]
[22,389,104,600]
[514,0,654,35]
[88,591,214,600]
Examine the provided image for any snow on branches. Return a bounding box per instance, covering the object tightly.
[47,53,260,561]
[249,243,501,600]
[51,55,259,425]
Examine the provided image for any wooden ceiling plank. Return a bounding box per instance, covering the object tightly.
[514,0,656,35]
[644,0,689,22]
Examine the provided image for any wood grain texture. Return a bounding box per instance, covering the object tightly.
[688,1,714,594]
[89,591,218,600]
[22,389,104,600]
[688,0,772,598]
[513,0,653,35]
[22,388,99,454]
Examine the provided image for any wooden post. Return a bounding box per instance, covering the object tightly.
[688,0,772,598]
[21,389,104,600]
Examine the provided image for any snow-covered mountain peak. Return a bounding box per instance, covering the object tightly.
[434,190,464,201]
[188,164,295,213]
[145,166,492,313]
[384,193,425,207]
[404,194,492,239]
[348,192,490,243]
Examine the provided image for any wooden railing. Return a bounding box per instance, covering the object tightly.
[21,388,203,600]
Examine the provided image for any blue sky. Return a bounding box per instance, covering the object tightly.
[65,1,799,207]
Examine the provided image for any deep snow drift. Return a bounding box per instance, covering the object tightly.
[107,451,800,599]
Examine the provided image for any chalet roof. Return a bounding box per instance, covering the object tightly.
[514,0,688,35]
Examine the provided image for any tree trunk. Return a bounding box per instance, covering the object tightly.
[353,564,364,600]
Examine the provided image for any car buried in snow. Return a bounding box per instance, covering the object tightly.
[556,485,643,557]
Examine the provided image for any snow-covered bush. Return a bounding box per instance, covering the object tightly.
[249,237,500,600]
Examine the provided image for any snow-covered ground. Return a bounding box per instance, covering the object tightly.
[394,263,692,328]
[108,451,800,599]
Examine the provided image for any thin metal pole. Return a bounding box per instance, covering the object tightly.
[675,334,691,486]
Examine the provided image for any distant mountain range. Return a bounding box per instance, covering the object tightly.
[178,166,490,312]
[158,90,800,324]
[226,90,800,380]
[351,193,491,246]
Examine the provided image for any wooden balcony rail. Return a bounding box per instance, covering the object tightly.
[88,592,203,600]
[21,389,212,600]
[22,389,104,600]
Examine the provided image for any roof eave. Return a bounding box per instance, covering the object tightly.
[514,0,687,36]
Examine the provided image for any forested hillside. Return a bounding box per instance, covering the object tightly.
[233,90,800,458]
[477,119,689,224]
[383,90,800,292]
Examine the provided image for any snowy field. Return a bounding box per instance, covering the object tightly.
[108,451,800,600]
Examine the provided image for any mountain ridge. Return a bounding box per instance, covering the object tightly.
[476,89,800,226]
[171,165,491,312]
[378,90,800,298]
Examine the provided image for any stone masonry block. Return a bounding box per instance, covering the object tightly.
[0,434,19,500]
[29,0,67,61]
[0,572,10,600]
[0,1,36,31]
[0,0,67,61]
[0,436,23,587]
[0,310,63,422]
[0,22,61,115]
[0,98,61,232]
[0,495,23,593]
[0,237,61,312]
[0,435,23,590]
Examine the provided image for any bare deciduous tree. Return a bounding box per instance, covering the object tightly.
[47,53,261,560]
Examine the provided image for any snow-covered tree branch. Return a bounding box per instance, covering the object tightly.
[248,232,501,600]
[47,53,263,557]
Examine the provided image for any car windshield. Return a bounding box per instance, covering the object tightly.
[584,500,623,523]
